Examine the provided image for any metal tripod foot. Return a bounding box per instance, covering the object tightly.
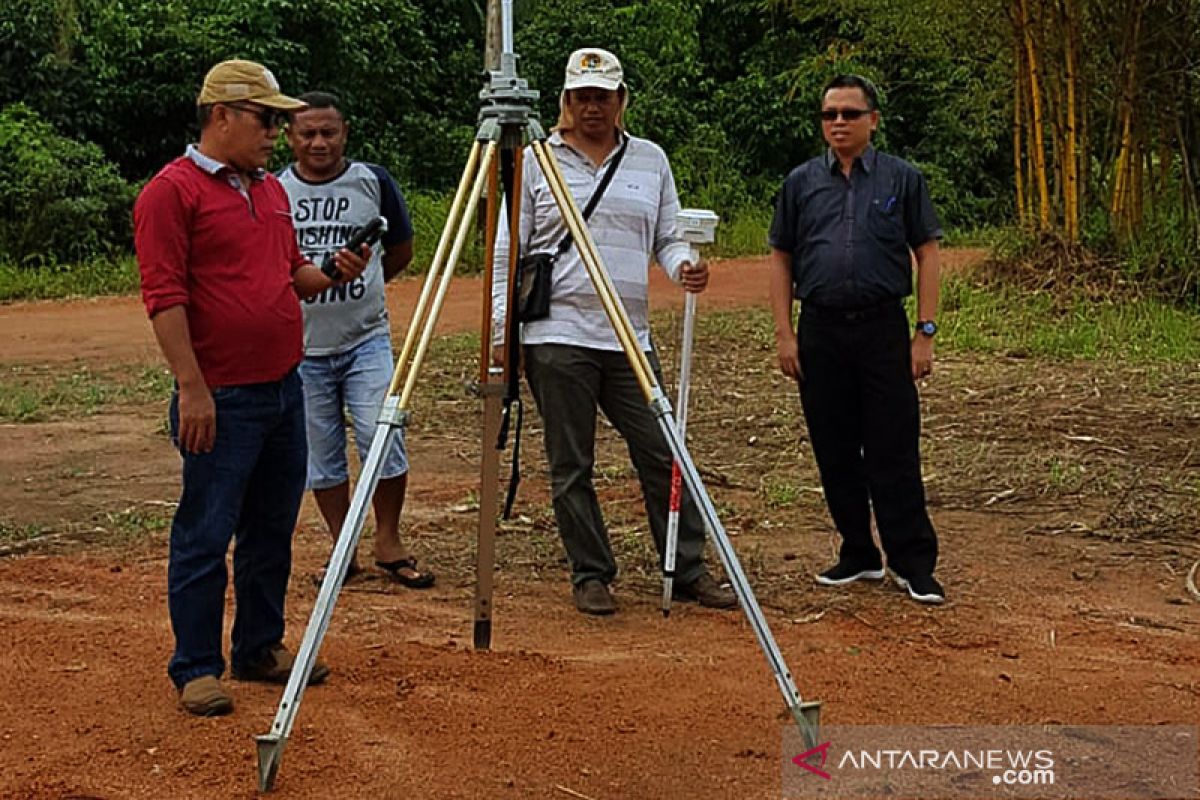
[794,700,823,751]
[255,734,285,792]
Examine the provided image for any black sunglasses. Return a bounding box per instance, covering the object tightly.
[820,108,872,122]
[225,102,288,130]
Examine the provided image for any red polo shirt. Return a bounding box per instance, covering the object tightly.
[135,155,308,387]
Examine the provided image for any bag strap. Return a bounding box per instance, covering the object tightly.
[499,137,628,521]
[551,135,629,259]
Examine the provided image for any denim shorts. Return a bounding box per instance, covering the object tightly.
[298,334,408,490]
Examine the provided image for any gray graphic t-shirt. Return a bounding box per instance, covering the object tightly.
[278,161,414,356]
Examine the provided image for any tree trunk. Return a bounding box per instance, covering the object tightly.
[1077,55,1089,229]
[1047,64,1064,225]
[1180,99,1199,233]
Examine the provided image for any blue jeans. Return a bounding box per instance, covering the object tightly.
[298,334,408,491]
[166,369,307,688]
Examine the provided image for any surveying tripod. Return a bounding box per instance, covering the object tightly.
[253,9,821,792]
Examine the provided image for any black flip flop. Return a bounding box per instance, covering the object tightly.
[310,561,363,588]
[375,557,436,589]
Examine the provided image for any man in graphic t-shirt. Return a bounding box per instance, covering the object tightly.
[279,91,434,590]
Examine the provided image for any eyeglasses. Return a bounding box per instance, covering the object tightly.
[820,108,872,122]
[224,102,288,130]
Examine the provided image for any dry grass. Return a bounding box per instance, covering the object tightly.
[388,309,1200,608]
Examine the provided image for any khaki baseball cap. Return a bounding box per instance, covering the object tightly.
[563,48,624,92]
[196,59,306,110]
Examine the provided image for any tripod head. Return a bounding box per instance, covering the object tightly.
[476,0,544,144]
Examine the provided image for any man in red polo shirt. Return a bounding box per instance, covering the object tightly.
[135,59,368,716]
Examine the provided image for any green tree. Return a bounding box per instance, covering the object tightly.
[0,103,134,264]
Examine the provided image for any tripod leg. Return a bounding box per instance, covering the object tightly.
[653,401,821,747]
[256,399,406,791]
[255,141,497,793]
[527,139,822,749]
[391,140,484,395]
[396,142,498,409]
[474,377,504,649]
[530,142,654,387]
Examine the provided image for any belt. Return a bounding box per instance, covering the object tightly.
[800,299,901,323]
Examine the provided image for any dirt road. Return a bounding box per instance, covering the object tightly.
[0,251,987,365]
[2,250,1197,800]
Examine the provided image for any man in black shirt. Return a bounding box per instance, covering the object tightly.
[768,74,945,604]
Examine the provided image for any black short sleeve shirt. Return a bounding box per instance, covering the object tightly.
[768,147,942,308]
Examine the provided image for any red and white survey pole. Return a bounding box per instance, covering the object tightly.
[662,209,719,617]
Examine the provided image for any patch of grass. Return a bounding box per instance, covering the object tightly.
[0,365,114,421]
[0,256,140,303]
[98,507,172,542]
[670,282,1197,367]
[595,463,628,484]
[0,362,173,423]
[407,191,486,274]
[761,477,800,509]
[455,489,480,512]
[941,226,1003,248]
[1046,456,1087,493]
[0,519,47,545]
[920,278,1200,362]
[430,331,481,360]
[708,204,772,259]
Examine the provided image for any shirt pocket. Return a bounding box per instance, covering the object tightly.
[867,195,906,245]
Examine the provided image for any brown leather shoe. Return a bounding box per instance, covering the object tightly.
[232,643,330,685]
[180,675,234,716]
[673,572,737,609]
[572,579,616,615]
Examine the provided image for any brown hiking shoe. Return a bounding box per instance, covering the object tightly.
[673,572,737,609]
[572,579,616,616]
[232,644,330,686]
[180,675,234,717]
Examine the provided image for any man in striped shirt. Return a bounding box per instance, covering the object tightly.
[493,48,735,616]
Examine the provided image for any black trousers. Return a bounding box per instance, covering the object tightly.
[797,301,939,578]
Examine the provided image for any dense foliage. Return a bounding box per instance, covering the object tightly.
[0,104,134,264]
[1,0,1197,299]
[0,0,1020,220]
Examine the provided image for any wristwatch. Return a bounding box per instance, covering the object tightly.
[915,320,938,337]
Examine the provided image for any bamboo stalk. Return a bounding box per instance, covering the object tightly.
[1013,38,1027,226]
[1020,0,1052,230]
[1061,0,1080,241]
[1109,0,1146,241]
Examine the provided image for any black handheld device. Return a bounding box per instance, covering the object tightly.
[319,216,388,281]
